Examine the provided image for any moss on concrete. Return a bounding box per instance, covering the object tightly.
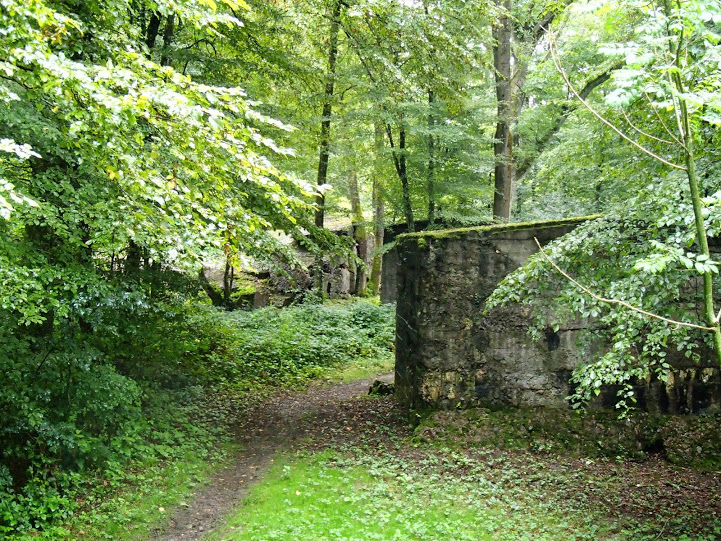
[414,407,721,469]
[396,215,602,245]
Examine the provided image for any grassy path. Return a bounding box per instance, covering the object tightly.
[153,373,399,540]
[151,369,721,541]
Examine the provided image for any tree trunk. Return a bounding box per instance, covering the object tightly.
[125,241,142,275]
[145,12,162,53]
[492,0,513,221]
[427,89,436,226]
[223,258,234,306]
[314,0,343,229]
[160,14,175,67]
[385,121,414,232]
[348,171,368,295]
[314,0,343,296]
[368,123,385,295]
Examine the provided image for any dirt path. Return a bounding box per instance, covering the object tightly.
[153,373,401,541]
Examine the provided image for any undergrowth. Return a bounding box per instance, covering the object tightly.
[196,300,395,391]
[0,297,395,539]
[415,407,721,469]
[209,448,720,541]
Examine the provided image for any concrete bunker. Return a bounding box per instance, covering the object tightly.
[393,217,721,414]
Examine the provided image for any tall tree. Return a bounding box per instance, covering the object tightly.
[489,0,721,407]
[492,0,513,220]
[492,0,576,221]
[315,0,343,229]
[368,122,386,295]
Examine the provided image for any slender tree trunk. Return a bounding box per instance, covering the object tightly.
[398,126,413,232]
[422,1,436,226]
[125,241,142,275]
[145,12,162,52]
[385,121,414,232]
[663,0,721,365]
[672,73,721,364]
[427,89,436,226]
[160,14,175,67]
[314,0,342,229]
[492,0,513,221]
[313,0,343,296]
[368,123,385,295]
[223,258,234,306]
[348,171,368,295]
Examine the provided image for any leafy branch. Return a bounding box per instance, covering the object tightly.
[534,237,716,332]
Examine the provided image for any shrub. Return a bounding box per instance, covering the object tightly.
[195,301,395,389]
[0,285,395,536]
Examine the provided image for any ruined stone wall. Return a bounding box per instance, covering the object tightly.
[394,218,721,413]
[380,248,399,304]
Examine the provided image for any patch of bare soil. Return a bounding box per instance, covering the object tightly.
[152,373,407,540]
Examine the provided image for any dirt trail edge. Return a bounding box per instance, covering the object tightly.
[153,373,397,541]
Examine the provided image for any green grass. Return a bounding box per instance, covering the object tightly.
[208,451,633,541]
[12,444,235,541]
[320,354,394,384]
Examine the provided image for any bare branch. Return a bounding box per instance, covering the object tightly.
[620,108,676,146]
[534,237,716,332]
[643,90,684,146]
[548,33,686,171]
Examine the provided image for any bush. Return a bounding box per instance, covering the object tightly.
[0,282,395,536]
[193,300,395,389]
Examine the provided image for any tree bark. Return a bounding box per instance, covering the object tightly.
[125,241,142,275]
[492,0,513,221]
[348,171,368,295]
[368,123,385,295]
[223,258,234,306]
[313,0,343,296]
[160,14,175,67]
[145,12,162,53]
[386,121,414,232]
[314,0,343,229]
[427,89,436,225]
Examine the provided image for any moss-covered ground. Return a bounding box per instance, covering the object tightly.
[208,396,721,541]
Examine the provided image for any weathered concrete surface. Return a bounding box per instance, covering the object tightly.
[394,217,721,413]
[380,248,399,304]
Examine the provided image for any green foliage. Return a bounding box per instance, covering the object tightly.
[0,294,394,536]
[0,0,350,533]
[208,451,602,541]
[208,447,713,541]
[195,301,396,390]
[488,179,721,408]
[491,0,721,407]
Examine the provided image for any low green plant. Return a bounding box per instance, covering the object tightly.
[0,293,395,537]
[196,301,396,390]
[207,451,645,541]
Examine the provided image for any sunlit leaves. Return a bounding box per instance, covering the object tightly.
[0,0,323,327]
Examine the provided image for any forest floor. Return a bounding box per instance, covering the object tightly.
[152,371,721,541]
[153,372,400,540]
